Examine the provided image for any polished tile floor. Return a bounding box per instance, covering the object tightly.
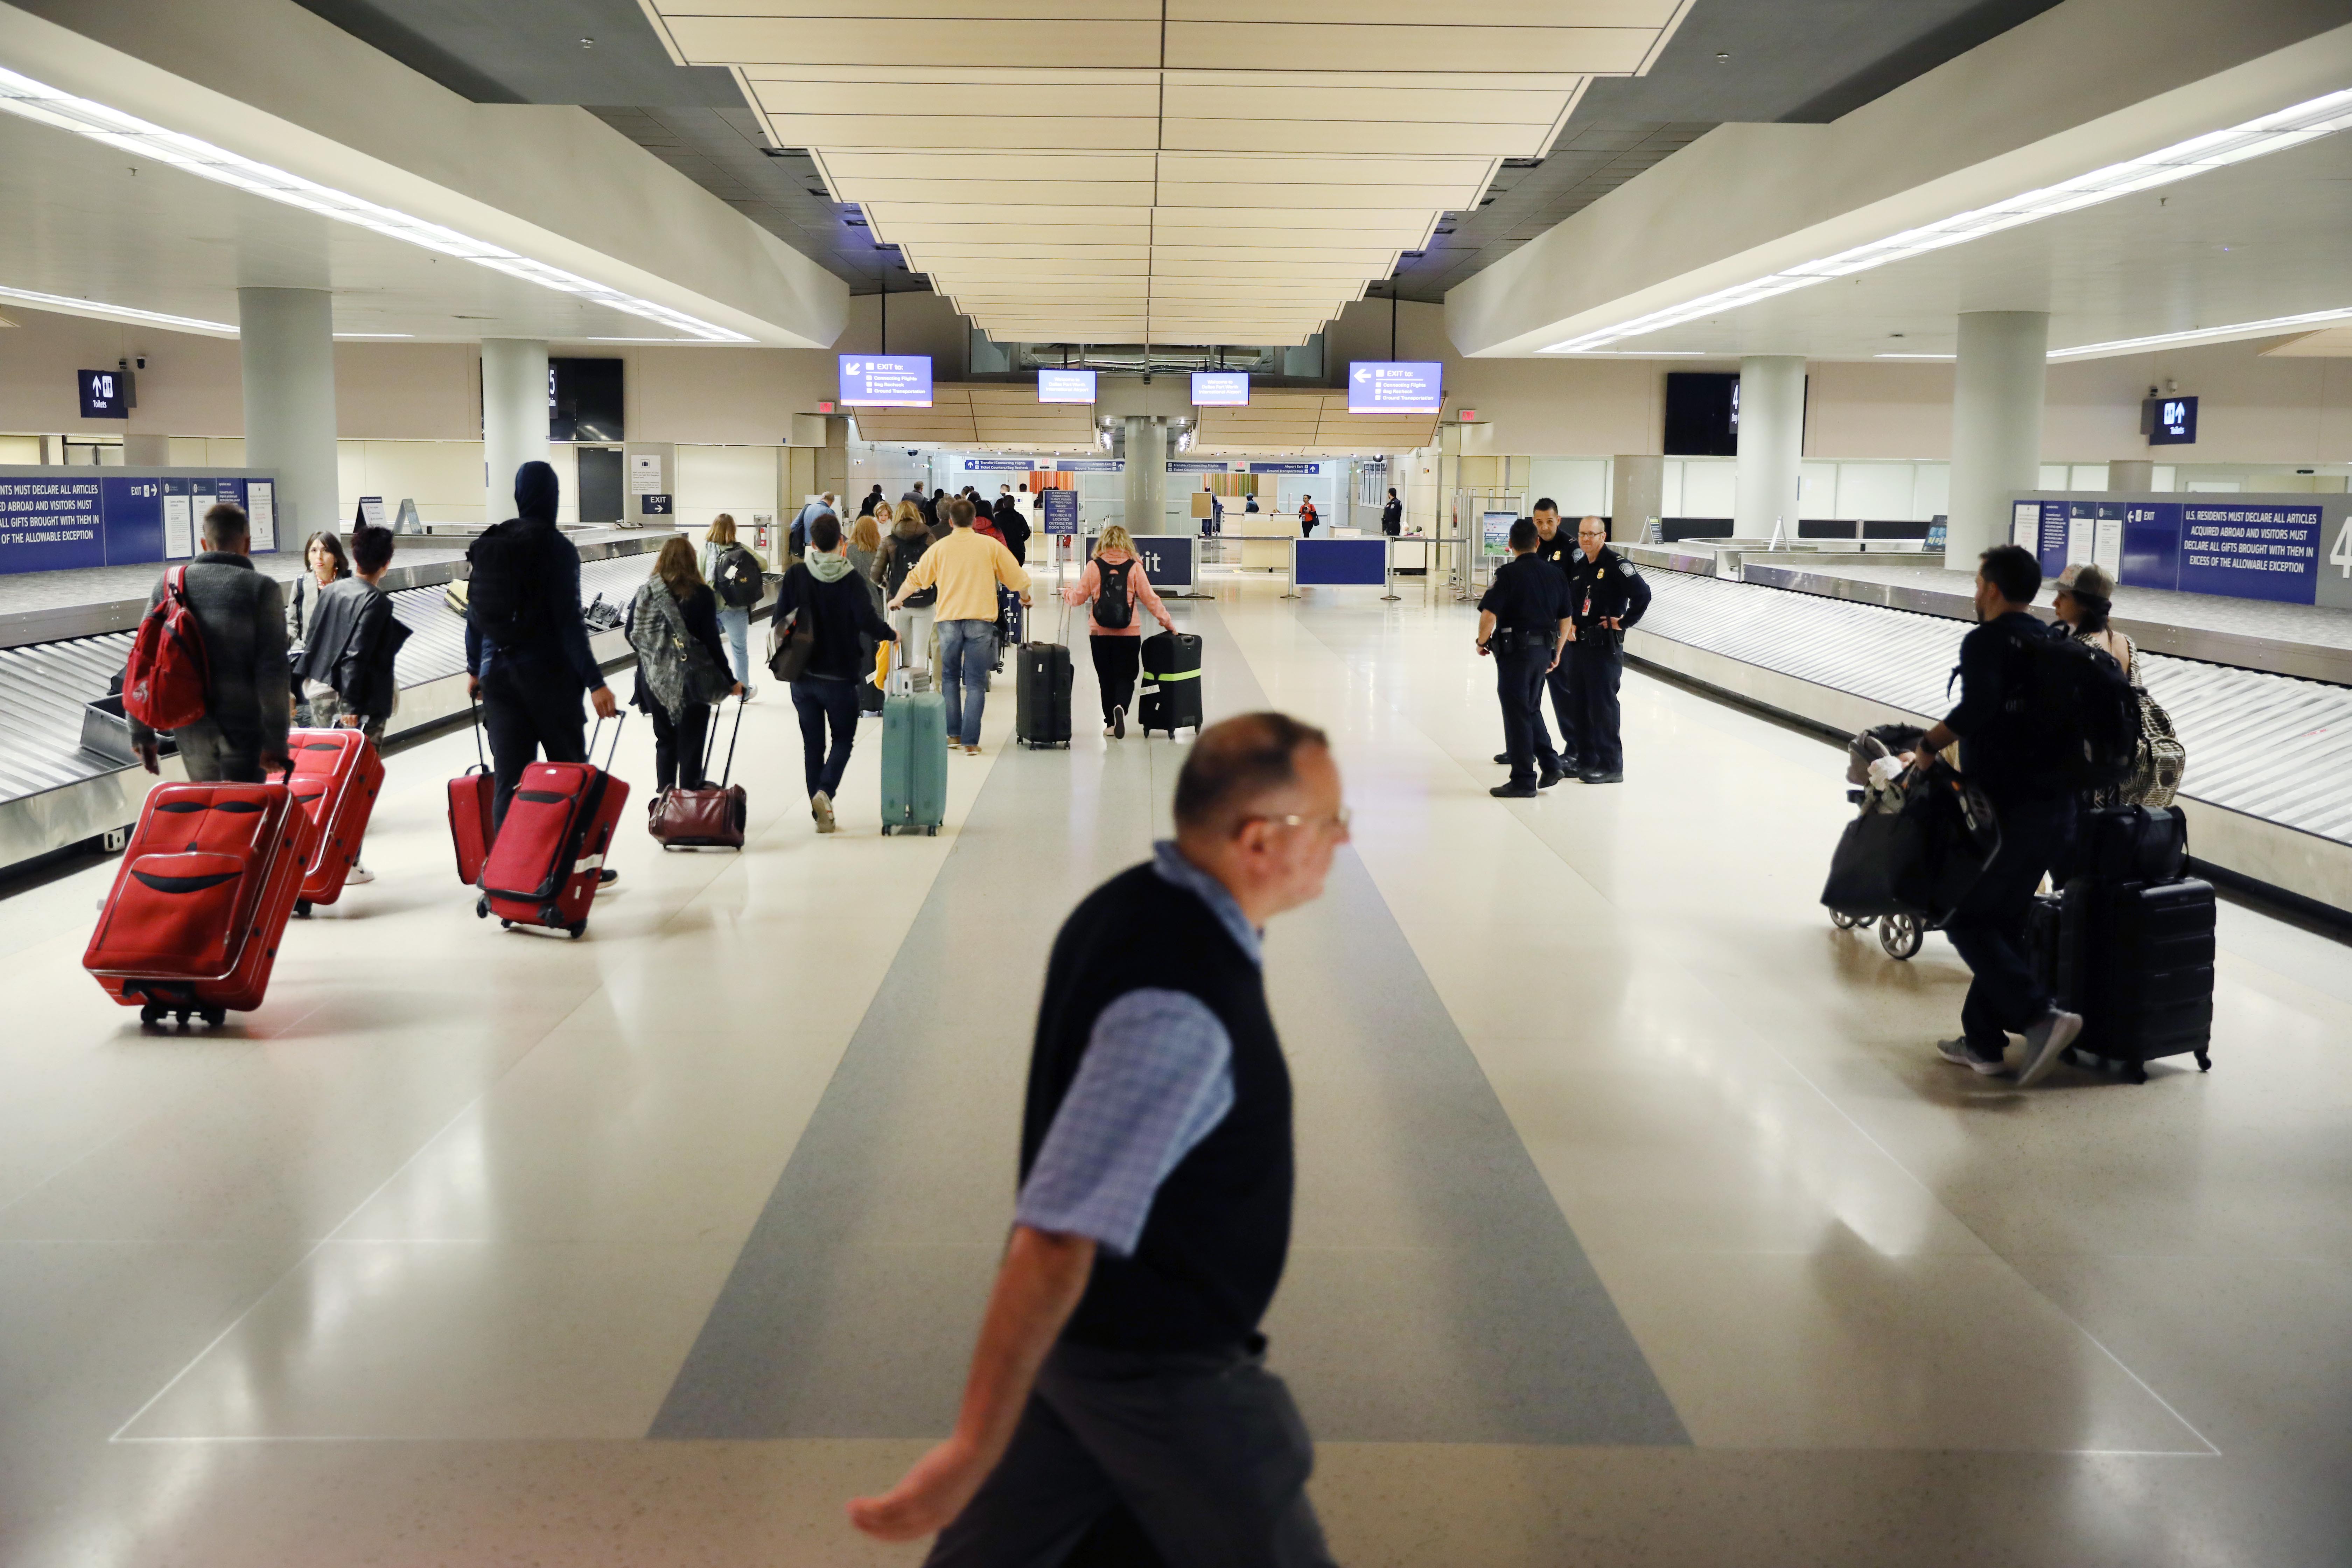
[2,573,2347,1566]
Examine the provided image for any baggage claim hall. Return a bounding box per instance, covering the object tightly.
[1,2,2349,1564]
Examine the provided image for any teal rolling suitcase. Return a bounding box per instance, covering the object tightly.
[880,688,948,836]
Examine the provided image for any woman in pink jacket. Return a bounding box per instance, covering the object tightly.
[1060,524,1176,738]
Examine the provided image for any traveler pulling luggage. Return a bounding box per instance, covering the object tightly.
[476,716,631,938]
[448,699,497,886]
[1821,733,1997,960]
[2028,804,2215,1082]
[1137,629,1204,738]
[284,726,385,913]
[880,687,948,836]
[1017,602,1074,749]
[648,695,749,850]
[84,779,318,1027]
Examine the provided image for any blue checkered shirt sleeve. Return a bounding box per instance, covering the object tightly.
[1014,987,1236,1256]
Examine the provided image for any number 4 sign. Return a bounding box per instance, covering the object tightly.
[2333,516,2352,578]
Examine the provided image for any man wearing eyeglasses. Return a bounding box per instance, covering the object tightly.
[852,712,1346,1568]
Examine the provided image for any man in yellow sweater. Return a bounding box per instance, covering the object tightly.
[891,497,1033,753]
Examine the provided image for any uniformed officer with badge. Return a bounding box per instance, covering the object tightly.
[1491,499,1580,771]
[1561,515,1650,784]
[1476,518,1574,798]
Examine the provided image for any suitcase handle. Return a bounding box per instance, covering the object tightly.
[468,696,487,770]
[586,709,627,774]
[699,693,748,788]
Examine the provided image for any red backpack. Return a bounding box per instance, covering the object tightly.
[122,566,211,732]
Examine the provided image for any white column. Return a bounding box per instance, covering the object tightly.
[1733,354,1805,540]
[1610,453,1664,542]
[1946,311,2048,568]
[481,337,550,524]
[1123,416,1167,533]
[237,287,339,538]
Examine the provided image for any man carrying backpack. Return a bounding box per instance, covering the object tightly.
[1910,544,2085,1086]
[128,501,290,783]
[464,461,619,834]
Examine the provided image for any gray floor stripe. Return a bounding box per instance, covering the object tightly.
[651,598,1686,1444]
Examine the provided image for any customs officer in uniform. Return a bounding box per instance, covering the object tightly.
[1561,516,1650,784]
[1477,518,1574,798]
[1491,499,1580,771]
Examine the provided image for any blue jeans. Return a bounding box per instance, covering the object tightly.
[937,619,997,745]
[718,606,752,685]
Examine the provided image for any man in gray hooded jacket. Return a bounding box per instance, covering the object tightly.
[130,501,290,783]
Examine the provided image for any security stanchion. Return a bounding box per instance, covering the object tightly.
[1280,537,1301,600]
[1380,536,1400,602]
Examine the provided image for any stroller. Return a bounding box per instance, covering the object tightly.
[1822,723,1996,960]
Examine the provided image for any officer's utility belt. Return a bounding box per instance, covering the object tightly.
[1573,622,1625,650]
[1492,626,1553,654]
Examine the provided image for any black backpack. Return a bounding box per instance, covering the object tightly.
[714,544,764,609]
[465,517,550,649]
[1095,557,1136,630]
[884,531,936,607]
[2009,628,2140,789]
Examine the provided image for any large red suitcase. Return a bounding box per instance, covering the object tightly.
[286,727,384,909]
[476,718,629,939]
[449,702,495,885]
[84,781,316,1025]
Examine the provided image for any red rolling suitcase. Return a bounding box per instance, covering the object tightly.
[286,727,384,911]
[84,780,316,1026]
[476,716,629,938]
[449,701,496,886]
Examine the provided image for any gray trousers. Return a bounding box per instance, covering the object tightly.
[174,718,265,783]
[927,1342,1334,1568]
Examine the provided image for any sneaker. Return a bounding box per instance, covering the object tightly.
[2016,1008,2082,1087]
[598,867,620,886]
[1493,751,1512,765]
[1489,781,1539,799]
[811,791,836,834]
[1580,769,1624,784]
[343,861,375,886]
[1536,768,1565,790]
[739,682,758,702]
[1936,1036,2007,1076]
[1103,723,1116,737]
[1113,705,1126,739]
[966,744,982,756]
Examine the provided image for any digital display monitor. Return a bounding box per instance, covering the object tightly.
[1663,371,1740,456]
[1346,361,1442,414]
[1191,371,1250,407]
[839,355,934,408]
[2147,396,2198,445]
[548,357,623,441]
[1037,368,1097,404]
[78,369,132,419]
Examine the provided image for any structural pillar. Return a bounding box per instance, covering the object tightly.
[1611,454,1664,542]
[1733,355,1805,541]
[2109,459,2154,492]
[237,287,340,539]
[1946,311,2048,568]
[1123,415,1167,533]
[482,337,550,524]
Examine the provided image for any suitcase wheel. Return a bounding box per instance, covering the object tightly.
[926,826,939,836]
[1830,910,1858,930]
[1878,913,1923,961]
[201,1007,226,1029]
[295,899,312,919]
[2195,1048,2211,1072]
[499,918,513,930]
[139,1000,166,1026]
[475,897,489,919]
[568,924,586,940]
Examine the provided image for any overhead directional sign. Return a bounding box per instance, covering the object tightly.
[838,355,933,407]
[1037,368,1097,404]
[1348,360,1443,414]
[1191,371,1250,407]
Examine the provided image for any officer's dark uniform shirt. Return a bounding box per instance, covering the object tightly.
[1478,553,1574,651]
[1564,545,1651,636]
[1532,526,1574,575]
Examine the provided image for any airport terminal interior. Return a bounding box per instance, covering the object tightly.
[1,0,2350,1563]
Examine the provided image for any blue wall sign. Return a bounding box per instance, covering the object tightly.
[78,370,132,419]
[1166,460,1231,474]
[962,457,1034,470]
[1042,490,1079,536]
[1083,532,1192,589]
[0,468,274,576]
[1293,538,1388,587]
[1037,368,1096,404]
[1191,372,1249,407]
[1249,462,1321,474]
[838,355,932,407]
[2147,396,2198,445]
[2177,503,2320,601]
[2021,490,2331,606]
[1056,458,1123,472]
[1347,361,1443,414]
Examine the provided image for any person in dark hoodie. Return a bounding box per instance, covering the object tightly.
[464,461,620,839]
[993,486,1031,566]
[777,513,896,834]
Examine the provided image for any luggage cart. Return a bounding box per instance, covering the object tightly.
[1827,723,1942,960]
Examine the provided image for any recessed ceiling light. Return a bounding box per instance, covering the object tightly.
[2047,304,2352,359]
[334,332,413,339]
[0,65,752,342]
[0,281,232,334]
[1875,352,1955,359]
[1541,86,2352,354]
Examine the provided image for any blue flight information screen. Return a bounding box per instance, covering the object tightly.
[838,355,933,407]
[1191,372,1250,407]
[1037,368,1097,404]
[1348,361,1443,414]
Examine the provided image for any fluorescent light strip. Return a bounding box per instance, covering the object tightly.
[1541,86,2352,354]
[2048,305,2352,359]
[1875,352,1955,359]
[0,281,233,334]
[0,66,751,343]
[334,332,412,338]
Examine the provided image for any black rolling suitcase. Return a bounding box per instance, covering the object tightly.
[1018,605,1073,749]
[2028,806,2214,1082]
[1138,630,1203,738]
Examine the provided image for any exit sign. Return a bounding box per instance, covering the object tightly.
[1458,408,1477,422]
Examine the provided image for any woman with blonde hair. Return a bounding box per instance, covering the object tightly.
[699,512,763,697]
[1060,523,1175,738]
[847,511,888,616]
[878,499,936,676]
[626,536,742,794]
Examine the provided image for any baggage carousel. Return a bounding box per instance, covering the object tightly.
[0,533,728,875]
[1624,563,2352,917]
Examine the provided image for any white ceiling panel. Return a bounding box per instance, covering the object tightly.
[650,0,1687,342]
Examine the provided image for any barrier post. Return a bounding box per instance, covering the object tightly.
[1380,536,1400,602]
[1280,537,1301,600]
